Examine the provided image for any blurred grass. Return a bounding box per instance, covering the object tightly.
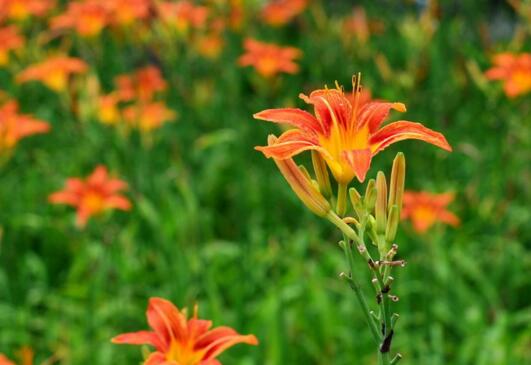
[0,1,530,364]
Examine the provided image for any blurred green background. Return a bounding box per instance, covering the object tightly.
[0,0,530,364]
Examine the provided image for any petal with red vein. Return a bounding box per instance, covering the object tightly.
[253,108,322,134]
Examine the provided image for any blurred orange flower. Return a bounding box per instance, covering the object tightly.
[106,0,151,26]
[17,55,88,92]
[485,52,531,98]
[238,38,301,78]
[0,0,54,22]
[157,1,210,31]
[123,101,176,132]
[112,297,258,365]
[0,100,50,151]
[261,0,307,26]
[255,77,452,184]
[49,165,131,227]
[402,191,460,233]
[115,65,167,102]
[0,354,15,365]
[343,7,370,44]
[50,0,108,37]
[0,26,24,67]
[98,93,122,125]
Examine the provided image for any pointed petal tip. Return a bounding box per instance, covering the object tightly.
[393,103,407,112]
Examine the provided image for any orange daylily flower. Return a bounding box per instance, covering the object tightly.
[17,55,88,92]
[50,0,108,37]
[343,7,370,44]
[402,191,460,233]
[260,0,307,26]
[49,165,131,227]
[98,93,122,125]
[0,354,15,365]
[157,1,210,31]
[115,66,167,102]
[0,0,54,21]
[485,52,531,98]
[254,77,452,184]
[123,101,176,132]
[0,100,50,151]
[112,297,259,365]
[238,38,301,78]
[106,0,151,26]
[0,26,24,67]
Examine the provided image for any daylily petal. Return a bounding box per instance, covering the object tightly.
[438,211,460,226]
[255,130,322,160]
[144,352,168,365]
[358,101,406,132]
[300,88,352,133]
[48,191,79,205]
[370,121,452,154]
[105,196,132,211]
[253,108,322,134]
[88,165,108,185]
[343,148,372,182]
[111,330,162,348]
[199,327,258,361]
[147,297,187,349]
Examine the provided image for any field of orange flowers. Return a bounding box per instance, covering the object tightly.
[0,0,530,364]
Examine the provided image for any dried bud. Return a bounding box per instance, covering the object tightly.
[311,151,332,198]
[376,171,387,234]
[385,205,399,242]
[364,178,376,211]
[388,153,406,213]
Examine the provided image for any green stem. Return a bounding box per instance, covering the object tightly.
[336,182,348,216]
[340,238,381,344]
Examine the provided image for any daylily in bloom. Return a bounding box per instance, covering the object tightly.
[123,101,176,132]
[50,0,108,37]
[115,66,167,102]
[485,52,531,98]
[0,26,24,67]
[255,76,452,184]
[157,1,210,32]
[0,0,54,22]
[17,55,88,92]
[261,0,307,26]
[402,191,460,233]
[0,354,15,365]
[238,38,301,78]
[112,297,258,365]
[0,100,50,152]
[49,165,131,227]
[98,93,122,125]
[343,7,370,45]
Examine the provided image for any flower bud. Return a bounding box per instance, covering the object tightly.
[364,179,376,212]
[388,153,406,213]
[366,215,379,246]
[385,205,399,242]
[349,187,364,218]
[311,150,332,198]
[375,171,387,234]
[269,136,330,216]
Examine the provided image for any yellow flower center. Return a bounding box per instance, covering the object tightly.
[411,206,437,232]
[44,70,68,92]
[166,340,205,365]
[512,71,531,94]
[82,191,105,214]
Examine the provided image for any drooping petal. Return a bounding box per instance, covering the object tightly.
[370,121,452,154]
[357,101,406,132]
[299,88,352,134]
[343,148,372,183]
[438,211,460,227]
[199,327,258,361]
[255,130,322,160]
[253,108,322,134]
[111,330,162,348]
[147,297,187,349]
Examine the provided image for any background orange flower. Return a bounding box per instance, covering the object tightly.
[402,191,460,233]
[49,165,131,227]
[238,38,301,77]
[485,53,531,98]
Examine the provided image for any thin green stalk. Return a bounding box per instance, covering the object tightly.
[340,238,381,344]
